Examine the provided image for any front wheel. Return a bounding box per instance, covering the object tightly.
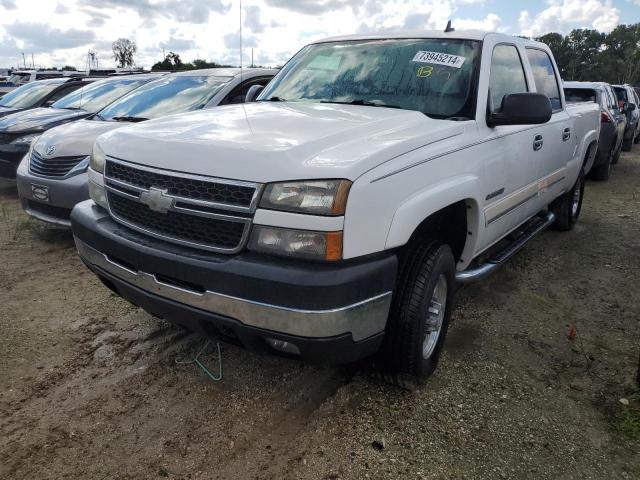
[589,148,613,181]
[550,169,584,231]
[377,240,456,389]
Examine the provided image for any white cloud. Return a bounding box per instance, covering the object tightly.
[518,0,620,37]
[455,13,502,32]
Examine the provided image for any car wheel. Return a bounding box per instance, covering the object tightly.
[612,140,623,164]
[622,137,633,152]
[377,240,456,390]
[550,169,584,231]
[589,148,612,181]
[635,132,640,145]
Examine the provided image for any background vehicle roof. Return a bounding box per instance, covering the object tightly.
[312,30,548,49]
[563,81,611,90]
[171,68,278,77]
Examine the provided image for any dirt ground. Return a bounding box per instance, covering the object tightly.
[1,152,639,480]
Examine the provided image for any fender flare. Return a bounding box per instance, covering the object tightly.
[384,174,482,266]
[579,129,599,174]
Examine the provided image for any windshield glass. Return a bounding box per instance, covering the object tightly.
[0,81,62,108]
[52,77,150,113]
[96,75,231,121]
[259,38,480,119]
[8,73,29,84]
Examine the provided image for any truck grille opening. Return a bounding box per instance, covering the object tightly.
[29,152,86,178]
[106,161,256,208]
[108,192,247,251]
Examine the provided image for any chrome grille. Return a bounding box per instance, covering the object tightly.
[30,151,87,178]
[103,158,260,253]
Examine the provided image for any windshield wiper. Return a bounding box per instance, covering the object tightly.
[112,116,148,123]
[60,107,85,111]
[320,99,403,109]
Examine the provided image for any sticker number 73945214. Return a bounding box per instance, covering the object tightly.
[412,51,466,69]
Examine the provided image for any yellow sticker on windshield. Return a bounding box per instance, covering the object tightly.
[417,66,433,77]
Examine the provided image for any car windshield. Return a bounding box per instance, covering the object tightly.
[563,88,597,104]
[259,38,481,119]
[96,75,231,121]
[51,77,151,113]
[7,73,29,84]
[0,81,62,108]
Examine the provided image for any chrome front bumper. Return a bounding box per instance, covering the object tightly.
[75,238,392,341]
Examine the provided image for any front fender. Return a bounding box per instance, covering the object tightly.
[384,174,482,265]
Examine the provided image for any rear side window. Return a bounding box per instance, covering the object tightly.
[613,87,627,103]
[606,87,617,109]
[489,44,528,113]
[563,88,596,104]
[526,48,562,111]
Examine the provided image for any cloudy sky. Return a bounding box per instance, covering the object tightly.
[0,0,639,70]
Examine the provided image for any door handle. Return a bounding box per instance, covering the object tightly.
[562,127,571,141]
[533,134,544,151]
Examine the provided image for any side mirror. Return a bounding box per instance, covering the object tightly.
[487,93,552,127]
[624,102,636,113]
[43,100,55,107]
[244,85,264,103]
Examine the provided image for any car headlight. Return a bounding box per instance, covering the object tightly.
[87,163,108,210]
[259,180,351,215]
[248,225,342,261]
[90,142,106,174]
[12,133,41,146]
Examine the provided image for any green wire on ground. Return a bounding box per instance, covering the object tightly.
[175,339,223,381]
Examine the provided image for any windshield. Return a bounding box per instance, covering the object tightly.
[0,81,62,108]
[8,73,29,84]
[259,38,480,119]
[96,75,231,121]
[563,88,598,104]
[51,77,150,113]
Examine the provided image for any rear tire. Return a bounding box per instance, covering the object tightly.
[622,137,632,152]
[377,240,456,390]
[589,148,612,181]
[550,169,584,231]
[635,132,640,145]
[612,141,622,164]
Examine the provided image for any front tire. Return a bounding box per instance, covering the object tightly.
[377,240,456,389]
[550,169,584,231]
[589,148,613,181]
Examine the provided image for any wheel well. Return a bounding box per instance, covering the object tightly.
[583,140,598,168]
[404,201,468,262]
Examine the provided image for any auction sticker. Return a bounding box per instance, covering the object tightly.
[412,51,466,69]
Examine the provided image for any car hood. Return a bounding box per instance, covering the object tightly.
[0,105,22,118]
[33,119,126,158]
[0,107,90,133]
[98,102,466,183]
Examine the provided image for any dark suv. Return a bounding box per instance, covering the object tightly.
[564,81,626,181]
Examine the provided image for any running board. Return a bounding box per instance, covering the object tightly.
[455,211,556,284]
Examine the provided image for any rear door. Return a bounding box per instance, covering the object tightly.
[525,47,573,200]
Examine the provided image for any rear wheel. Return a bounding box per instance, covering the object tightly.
[612,140,622,164]
[377,240,456,390]
[622,136,633,152]
[635,131,640,144]
[589,147,613,181]
[550,169,584,231]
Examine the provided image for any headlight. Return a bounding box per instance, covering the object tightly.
[88,165,108,210]
[248,225,342,261]
[259,180,351,215]
[12,133,41,146]
[90,142,106,174]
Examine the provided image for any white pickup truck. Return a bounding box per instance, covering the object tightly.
[71,31,599,387]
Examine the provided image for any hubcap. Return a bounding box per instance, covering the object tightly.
[423,274,447,359]
[571,178,582,218]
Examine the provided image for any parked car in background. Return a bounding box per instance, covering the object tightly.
[17,68,277,226]
[0,74,161,179]
[0,77,94,119]
[564,81,626,180]
[613,84,639,150]
[0,69,76,97]
[72,31,599,387]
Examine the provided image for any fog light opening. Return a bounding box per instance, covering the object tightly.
[265,338,301,356]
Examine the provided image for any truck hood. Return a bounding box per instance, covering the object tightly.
[0,105,23,118]
[98,102,466,183]
[33,119,125,158]
[0,107,90,133]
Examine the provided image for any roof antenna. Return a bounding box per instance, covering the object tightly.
[445,20,455,33]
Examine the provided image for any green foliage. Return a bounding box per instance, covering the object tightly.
[151,55,236,72]
[112,38,137,68]
[536,23,640,85]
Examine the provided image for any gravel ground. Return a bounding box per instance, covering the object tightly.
[1,151,639,480]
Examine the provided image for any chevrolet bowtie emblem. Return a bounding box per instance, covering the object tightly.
[139,187,174,214]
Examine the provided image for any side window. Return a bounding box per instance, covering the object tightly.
[488,44,528,113]
[526,48,562,111]
[46,84,82,103]
[222,77,272,105]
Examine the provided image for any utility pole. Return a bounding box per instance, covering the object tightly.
[22,53,26,69]
[31,53,34,68]
[251,48,254,67]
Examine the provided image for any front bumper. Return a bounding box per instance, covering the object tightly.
[71,201,397,364]
[0,143,29,179]
[16,158,89,227]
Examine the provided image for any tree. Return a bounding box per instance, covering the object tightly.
[112,38,137,68]
[151,51,183,71]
